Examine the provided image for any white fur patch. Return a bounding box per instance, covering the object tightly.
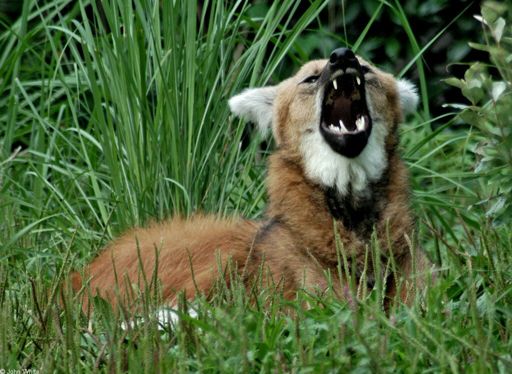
[396,79,419,116]
[228,86,277,136]
[155,306,198,329]
[300,94,388,196]
[120,306,198,331]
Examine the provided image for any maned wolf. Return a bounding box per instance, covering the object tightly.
[71,48,431,311]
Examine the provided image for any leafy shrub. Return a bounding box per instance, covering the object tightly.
[447,1,512,225]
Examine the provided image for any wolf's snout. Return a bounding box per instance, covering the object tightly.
[319,48,371,159]
[329,48,359,72]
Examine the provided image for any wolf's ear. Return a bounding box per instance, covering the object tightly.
[396,79,419,116]
[228,86,277,136]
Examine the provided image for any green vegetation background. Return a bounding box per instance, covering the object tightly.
[0,0,511,372]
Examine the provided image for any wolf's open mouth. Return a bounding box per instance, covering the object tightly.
[320,71,372,158]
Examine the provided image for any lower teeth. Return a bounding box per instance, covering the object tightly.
[355,116,365,131]
[326,118,365,134]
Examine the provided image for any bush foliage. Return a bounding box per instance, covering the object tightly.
[447,2,512,225]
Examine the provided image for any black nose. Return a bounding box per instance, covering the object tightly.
[329,48,357,70]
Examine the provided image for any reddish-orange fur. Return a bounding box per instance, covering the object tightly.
[71,56,431,311]
[72,149,428,310]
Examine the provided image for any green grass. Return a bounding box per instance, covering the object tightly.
[1,0,511,372]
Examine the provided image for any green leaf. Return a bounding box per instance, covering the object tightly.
[486,196,506,218]
[481,4,498,24]
[462,84,484,105]
[444,77,464,89]
[491,81,507,101]
[460,108,482,126]
[492,17,506,42]
[468,42,491,52]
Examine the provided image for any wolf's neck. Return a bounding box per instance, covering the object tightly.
[323,166,389,237]
[299,125,389,196]
[265,151,389,235]
[265,149,412,267]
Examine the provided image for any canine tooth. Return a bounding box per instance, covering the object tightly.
[356,76,361,86]
[333,79,338,90]
[339,120,348,133]
[329,124,341,133]
[355,117,362,130]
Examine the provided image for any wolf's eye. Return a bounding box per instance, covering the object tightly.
[300,75,320,84]
[361,65,372,75]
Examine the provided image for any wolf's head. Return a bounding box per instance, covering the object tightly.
[229,48,418,195]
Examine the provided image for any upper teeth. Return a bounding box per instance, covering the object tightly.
[333,76,361,90]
